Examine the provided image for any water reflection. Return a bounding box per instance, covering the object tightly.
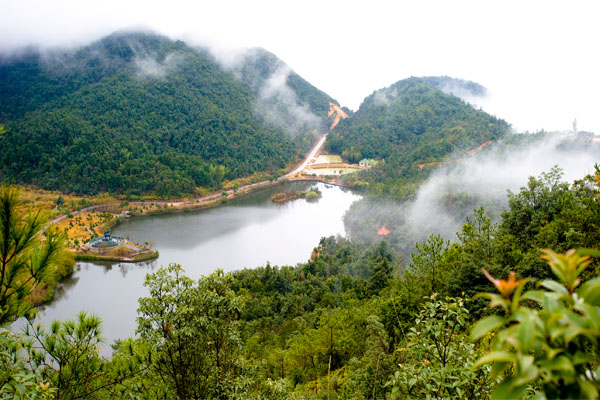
[31,182,360,353]
[47,274,80,304]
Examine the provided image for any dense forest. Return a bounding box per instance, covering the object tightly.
[1,31,599,399]
[0,32,334,197]
[326,77,510,198]
[1,165,599,398]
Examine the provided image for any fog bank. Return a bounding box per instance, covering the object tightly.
[345,132,600,252]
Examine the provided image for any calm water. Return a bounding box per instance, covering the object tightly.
[30,182,360,349]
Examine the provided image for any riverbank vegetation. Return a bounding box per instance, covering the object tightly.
[73,247,159,263]
[1,167,599,399]
[270,187,322,203]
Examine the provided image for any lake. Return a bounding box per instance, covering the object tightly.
[30,182,360,350]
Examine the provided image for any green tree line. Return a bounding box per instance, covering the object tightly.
[1,166,599,398]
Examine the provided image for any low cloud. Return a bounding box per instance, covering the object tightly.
[346,132,600,252]
[408,133,597,238]
[206,46,327,136]
[373,87,398,105]
[256,65,324,135]
[134,52,183,79]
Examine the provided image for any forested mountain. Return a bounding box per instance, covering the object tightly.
[326,77,510,198]
[0,31,335,196]
[230,47,334,135]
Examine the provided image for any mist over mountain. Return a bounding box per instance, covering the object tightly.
[417,76,487,99]
[226,47,335,135]
[0,31,335,196]
[344,131,600,253]
[326,77,510,198]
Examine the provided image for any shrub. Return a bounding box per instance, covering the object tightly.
[471,249,600,399]
[388,295,493,399]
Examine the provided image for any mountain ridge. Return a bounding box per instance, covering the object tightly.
[1,31,507,200]
[326,76,510,198]
[0,31,336,196]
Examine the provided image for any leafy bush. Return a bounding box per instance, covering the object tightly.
[471,249,600,399]
[388,295,493,399]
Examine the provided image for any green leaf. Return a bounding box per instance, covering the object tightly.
[539,280,569,295]
[516,310,538,349]
[577,277,600,305]
[579,380,599,399]
[474,292,509,311]
[575,248,600,258]
[522,290,544,304]
[15,382,25,395]
[473,351,515,370]
[491,379,527,400]
[574,303,600,331]
[571,350,591,366]
[470,315,505,341]
[513,361,539,387]
[543,355,575,374]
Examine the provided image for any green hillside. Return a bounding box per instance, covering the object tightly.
[417,75,487,97]
[232,47,334,135]
[326,77,510,198]
[0,32,334,196]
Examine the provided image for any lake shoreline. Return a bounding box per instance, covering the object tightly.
[34,182,361,351]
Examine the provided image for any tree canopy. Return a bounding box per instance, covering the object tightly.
[326,77,510,198]
[0,32,335,197]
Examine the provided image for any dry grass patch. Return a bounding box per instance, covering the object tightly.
[54,211,117,246]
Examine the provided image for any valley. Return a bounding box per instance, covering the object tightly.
[1,29,599,400]
[41,96,351,263]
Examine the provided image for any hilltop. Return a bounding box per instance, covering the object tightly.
[326,77,510,197]
[0,31,336,197]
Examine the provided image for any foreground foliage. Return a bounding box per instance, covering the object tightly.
[472,249,600,399]
[0,185,68,325]
[0,167,598,398]
[388,295,493,399]
[135,264,244,399]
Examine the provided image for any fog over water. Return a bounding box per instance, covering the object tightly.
[406,133,599,241]
[345,132,600,251]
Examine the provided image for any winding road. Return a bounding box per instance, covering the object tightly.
[50,130,332,225]
[50,103,351,225]
[284,133,328,178]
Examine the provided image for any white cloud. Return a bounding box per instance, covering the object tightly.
[134,52,182,79]
[405,132,599,241]
[256,65,323,135]
[1,0,599,133]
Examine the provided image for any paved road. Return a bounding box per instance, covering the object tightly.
[48,132,330,225]
[284,133,328,178]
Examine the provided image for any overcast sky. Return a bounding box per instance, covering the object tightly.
[2,0,599,134]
